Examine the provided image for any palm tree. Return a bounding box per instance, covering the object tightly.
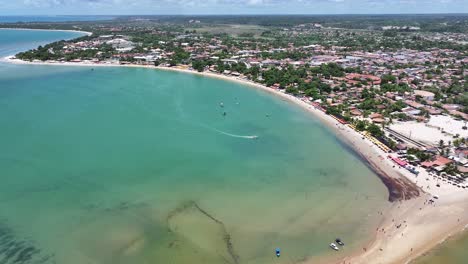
[438,139,446,156]
[439,139,444,149]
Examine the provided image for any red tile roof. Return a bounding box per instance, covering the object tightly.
[345,73,381,85]
[421,156,453,168]
[389,156,408,166]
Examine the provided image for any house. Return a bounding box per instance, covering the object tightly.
[421,156,453,169]
[455,148,468,159]
[221,59,238,65]
[369,113,383,119]
[405,100,424,109]
[414,90,435,101]
[442,104,461,111]
[449,110,468,120]
[376,105,387,110]
[372,118,385,124]
[457,166,468,174]
[350,109,363,116]
[345,73,381,85]
[397,143,408,150]
[425,107,442,115]
[402,107,421,116]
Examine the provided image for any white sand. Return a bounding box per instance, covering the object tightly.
[428,115,468,138]
[0,27,92,36]
[390,122,450,146]
[340,191,468,264]
[3,58,468,264]
[389,115,467,146]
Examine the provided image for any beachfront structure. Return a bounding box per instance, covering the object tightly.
[421,156,453,172]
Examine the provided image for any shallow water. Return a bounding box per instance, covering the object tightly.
[412,231,468,264]
[0,29,84,59]
[0,29,389,264]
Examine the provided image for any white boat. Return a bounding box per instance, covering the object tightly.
[330,243,339,251]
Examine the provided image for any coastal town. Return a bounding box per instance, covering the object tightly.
[9,18,467,194]
[1,13,468,264]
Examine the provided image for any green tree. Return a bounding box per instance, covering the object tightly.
[367,124,384,138]
[192,60,206,72]
[355,120,367,131]
[381,74,397,84]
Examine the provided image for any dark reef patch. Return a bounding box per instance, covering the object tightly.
[332,131,421,202]
[167,201,240,264]
[0,221,53,264]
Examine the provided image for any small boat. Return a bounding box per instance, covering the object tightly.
[275,248,281,257]
[220,102,224,107]
[223,112,227,116]
[330,243,339,251]
[335,238,344,246]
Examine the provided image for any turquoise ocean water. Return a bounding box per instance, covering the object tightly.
[0,29,84,60]
[0,29,391,264]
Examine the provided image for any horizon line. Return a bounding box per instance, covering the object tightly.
[2,13,468,16]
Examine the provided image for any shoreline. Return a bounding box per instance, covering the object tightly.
[0,57,420,202]
[3,57,468,264]
[410,226,468,263]
[0,27,92,36]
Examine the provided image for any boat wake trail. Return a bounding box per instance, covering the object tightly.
[207,126,258,139]
[121,90,257,140]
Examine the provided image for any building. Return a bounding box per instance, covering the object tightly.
[350,109,363,116]
[421,156,453,171]
[455,148,468,159]
[414,90,435,101]
[345,73,381,85]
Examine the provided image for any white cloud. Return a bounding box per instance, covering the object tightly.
[0,0,466,14]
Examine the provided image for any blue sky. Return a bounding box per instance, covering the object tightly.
[1,0,467,15]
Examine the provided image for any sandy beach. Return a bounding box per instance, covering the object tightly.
[3,57,468,264]
[0,27,93,36]
[390,116,468,146]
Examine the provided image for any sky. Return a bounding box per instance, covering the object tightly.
[0,0,467,15]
